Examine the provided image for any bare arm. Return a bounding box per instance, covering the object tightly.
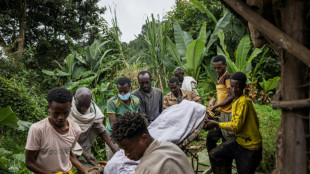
[163,96,169,109]
[70,151,98,174]
[100,131,118,153]
[108,113,117,128]
[25,150,53,174]
[211,88,234,111]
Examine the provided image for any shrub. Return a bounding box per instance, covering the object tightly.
[255,104,281,172]
[0,76,46,122]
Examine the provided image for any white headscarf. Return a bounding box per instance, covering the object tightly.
[68,97,104,133]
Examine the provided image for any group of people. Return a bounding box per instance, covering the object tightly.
[24,55,262,174]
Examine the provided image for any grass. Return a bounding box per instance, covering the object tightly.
[188,104,281,173]
[255,104,281,172]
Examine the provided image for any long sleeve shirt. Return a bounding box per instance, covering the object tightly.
[219,95,262,150]
[132,87,163,122]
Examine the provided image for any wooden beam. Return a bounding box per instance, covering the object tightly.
[272,99,310,110]
[221,0,310,67]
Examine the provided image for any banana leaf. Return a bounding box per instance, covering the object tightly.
[189,0,217,23]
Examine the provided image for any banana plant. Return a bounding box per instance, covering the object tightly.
[43,40,119,87]
[217,30,263,77]
[186,22,207,80]
[0,106,32,131]
[259,76,280,95]
[166,11,231,81]
[258,76,280,104]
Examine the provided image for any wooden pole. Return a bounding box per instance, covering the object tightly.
[221,0,309,173]
[272,99,310,110]
[221,0,310,67]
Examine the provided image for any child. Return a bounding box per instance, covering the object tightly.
[205,72,262,174]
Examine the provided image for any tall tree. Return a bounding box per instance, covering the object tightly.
[0,0,106,69]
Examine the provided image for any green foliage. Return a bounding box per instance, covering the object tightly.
[257,76,280,104]
[166,0,224,41]
[259,76,280,95]
[217,33,263,77]
[144,14,172,90]
[0,148,29,174]
[43,40,122,88]
[167,11,231,81]
[186,22,207,80]
[0,107,31,174]
[254,104,281,172]
[0,0,106,70]
[0,107,19,129]
[189,0,217,23]
[0,76,46,122]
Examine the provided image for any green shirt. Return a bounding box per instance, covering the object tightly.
[106,95,139,134]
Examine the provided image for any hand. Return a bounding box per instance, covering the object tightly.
[210,105,217,112]
[95,160,108,167]
[84,166,100,174]
[82,152,96,166]
[204,120,219,130]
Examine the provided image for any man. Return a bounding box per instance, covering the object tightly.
[174,67,199,96]
[68,87,117,167]
[206,55,235,173]
[132,71,163,123]
[25,87,97,174]
[111,112,194,174]
[163,77,201,109]
[106,77,140,159]
[205,72,262,174]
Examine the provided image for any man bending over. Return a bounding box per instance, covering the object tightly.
[111,112,194,174]
[68,87,117,167]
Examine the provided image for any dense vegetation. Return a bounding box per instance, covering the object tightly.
[0,0,281,173]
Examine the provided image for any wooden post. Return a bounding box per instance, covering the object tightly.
[277,1,308,173]
[220,0,310,173]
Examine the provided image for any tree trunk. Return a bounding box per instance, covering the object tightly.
[275,0,309,173]
[16,0,26,64]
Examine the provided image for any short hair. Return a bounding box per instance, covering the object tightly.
[213,55,226,65]
[168,77,180,85]
[47,87,72,104]
[117,77,131,88]
[231,72,247,88]
[137,71,152,81]
[174,67,184,74]
[111,112,148,142]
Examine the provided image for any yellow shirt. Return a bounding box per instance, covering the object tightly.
[219,95,262,150]
[216,71,232,113]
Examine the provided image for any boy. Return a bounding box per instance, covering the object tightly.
[205,72,262,174]
[25,87,97,174]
